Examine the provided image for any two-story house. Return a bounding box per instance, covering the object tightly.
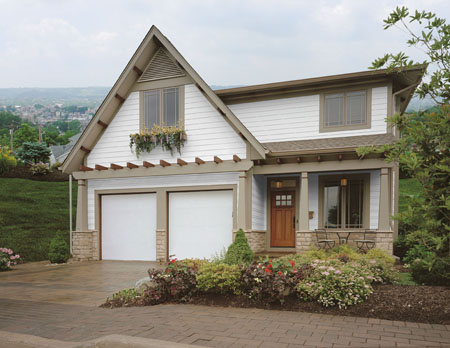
[62,26,423,261]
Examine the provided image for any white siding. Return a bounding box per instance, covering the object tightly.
[307,170,380,230]
[87,172,239,230]
[87,84,246,167]
[252,175,267,230]
[228,87,388,143]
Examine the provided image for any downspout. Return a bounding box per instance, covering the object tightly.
[69,174,73,255]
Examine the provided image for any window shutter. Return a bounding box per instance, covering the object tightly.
[138,48,185,82]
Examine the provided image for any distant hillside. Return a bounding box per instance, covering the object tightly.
[0,87,110,107]
[406,95,437,113]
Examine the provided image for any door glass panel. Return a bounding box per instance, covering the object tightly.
[287,195,292,200]
[282,195,286,200]
[286,200,292,206]
[281,201,286,206]
[276,195,281,200]
[346,180,363,228]
[276,201,280,206]
[324,185,341,228]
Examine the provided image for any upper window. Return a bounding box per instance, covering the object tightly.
[322,89,370,132]
[143,87,180,129]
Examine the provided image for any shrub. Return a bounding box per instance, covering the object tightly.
[17,142,51,164]
[329,244,361,262]
[30,163,50,176]
[196,263,242,295]
[148,258,198,302]
[48,234,70,263]
[0,147,17,175]
[393,235,410,259]
[0,247,21,271]
[409,255,450,286]
[224,229,254,266]
[403,244,434,265]
[364,248,395,265]
[297,260,373,309]
[49,161,62,172]
[241,259,311,304]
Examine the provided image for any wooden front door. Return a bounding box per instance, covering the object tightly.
[270,191,296,247]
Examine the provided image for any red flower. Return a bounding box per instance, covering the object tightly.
[268,263,272,268]
[278,271,282,276]
[293,269,297,274]
[289,260,295,267]
[264,267,272,273]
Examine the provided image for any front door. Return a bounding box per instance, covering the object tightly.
[270,191,296,247]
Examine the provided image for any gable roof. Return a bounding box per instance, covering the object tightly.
[61,26,266,173]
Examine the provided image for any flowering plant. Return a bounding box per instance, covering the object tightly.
[129,124,187,157]
[296,258,395,309]
[0,248,21,271]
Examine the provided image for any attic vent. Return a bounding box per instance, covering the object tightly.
[138,48,185,82]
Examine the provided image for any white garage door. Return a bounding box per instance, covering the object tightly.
[169,190,233,260]
[101,193,157,261]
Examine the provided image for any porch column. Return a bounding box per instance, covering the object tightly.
[156,189,167,262]
[299,172,309,231]
[378,168,391,231]
[75,179,88,231]
[237,169,252,232]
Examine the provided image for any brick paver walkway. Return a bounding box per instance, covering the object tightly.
[1,262,449,347]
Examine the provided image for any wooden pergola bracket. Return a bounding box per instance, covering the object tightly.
[95,164,108,171]
[80,146,91,153]
[160,160,171,167]
[233,155,241,163]
[213,156,223,164]
[127,162,139,169]
[143,161,155,168]
[177,158,187,166]
[80,165,93,171]
[195,157,205,165]
[110,163,123,170]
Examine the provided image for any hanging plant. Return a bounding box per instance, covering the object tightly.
[129,124,187,157]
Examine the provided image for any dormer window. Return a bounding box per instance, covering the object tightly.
[141,86,183,129]
[320,89,371,132]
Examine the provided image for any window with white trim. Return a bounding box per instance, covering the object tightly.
[143,87,180,129]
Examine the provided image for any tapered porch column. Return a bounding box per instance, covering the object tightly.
[76,179,88,231]
[378,168,391,231]
[237,169,252,232]
[299,172,309,231]
[156,189,168,262]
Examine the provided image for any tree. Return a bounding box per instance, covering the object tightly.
[17,142,51,164]
[13,123,38,149]
[370,7,450,104]
[0,112,22,147]
[359,6,450,283]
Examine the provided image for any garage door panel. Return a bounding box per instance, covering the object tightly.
[101,193,156,261]
[169,190,233,260]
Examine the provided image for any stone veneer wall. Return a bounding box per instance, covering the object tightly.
[296,231,394,255]
[72,231,99,261]
[244,231,266,253]
[156,229,167,262]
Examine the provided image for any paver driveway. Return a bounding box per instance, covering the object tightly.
[1,261,449,348]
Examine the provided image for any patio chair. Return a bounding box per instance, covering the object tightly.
[315,229,335,250]
[355,230,376,251]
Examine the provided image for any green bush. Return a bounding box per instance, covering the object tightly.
[30,163,50,176]
[0,147,17,175]
[196,263,242,295]
[409,254,450,286]
[224,229,253,265]
[48,234,70,263]
[393,235,410,259]
[403,244,434,265]
[329,244,361,262]
[364,248,395,265]
[17,142,51,164]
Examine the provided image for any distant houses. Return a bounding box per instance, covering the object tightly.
[50,133,81,164]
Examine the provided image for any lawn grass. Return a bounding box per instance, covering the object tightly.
[0,178,77,261]
[398,178,421,214]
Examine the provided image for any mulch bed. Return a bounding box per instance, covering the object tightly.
[187,285,450,324]
[0,165,69,181]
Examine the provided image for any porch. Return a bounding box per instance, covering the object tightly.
[240,160,396,255]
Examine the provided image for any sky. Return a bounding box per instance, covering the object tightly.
[0,0,449,88]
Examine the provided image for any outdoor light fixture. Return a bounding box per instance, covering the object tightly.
[340,178,348,186]
[275,180,283,189]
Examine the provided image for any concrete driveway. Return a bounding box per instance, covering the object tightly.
[0,260,159,306]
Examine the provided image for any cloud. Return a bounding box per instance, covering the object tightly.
[0,0,448,87]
